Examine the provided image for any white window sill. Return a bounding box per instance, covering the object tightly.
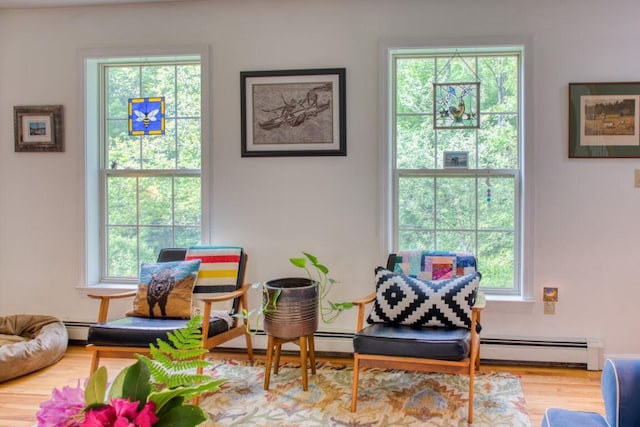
[484,294,536,313]
[76,283,137,296]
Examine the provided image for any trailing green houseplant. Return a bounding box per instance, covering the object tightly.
[237,252,353,333]
[289,252,353,323]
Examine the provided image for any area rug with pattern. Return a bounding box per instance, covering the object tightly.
[198,359,532,426]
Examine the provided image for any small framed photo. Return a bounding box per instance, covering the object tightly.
[443,151,469,168]
[543,287,558,302]
[14,105,64,152]
[241,68,346,157]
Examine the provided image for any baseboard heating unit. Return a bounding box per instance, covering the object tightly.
[64,322,604,371]
[480,337,603,371]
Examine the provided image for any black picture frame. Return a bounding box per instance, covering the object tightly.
[569,82,640,158]
[14,105,64,152]
[241,68,346,157]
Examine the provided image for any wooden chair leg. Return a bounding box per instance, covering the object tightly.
[264,335,274,390]
[350,355,360,412]
[89,350,100,375]
[468,365,475,424]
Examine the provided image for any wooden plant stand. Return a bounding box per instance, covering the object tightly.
[263,334,316,391]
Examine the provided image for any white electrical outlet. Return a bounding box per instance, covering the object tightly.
[544,301,556,315]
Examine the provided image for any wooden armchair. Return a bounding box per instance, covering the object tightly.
[86,246,253,374]
[350,251,485,424]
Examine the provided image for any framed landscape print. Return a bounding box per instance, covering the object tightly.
[14,105,64,152]
[241,68,346,157]
[569,82,640,158]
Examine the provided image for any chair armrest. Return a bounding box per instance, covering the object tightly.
[87,290,137,300]
[198,284,252,337]
[87,291,137,323]
[473,291,486,311]
[352,292,376,307]
[471,291,487,335]
[353,292,376,332]
[194,283,250,303]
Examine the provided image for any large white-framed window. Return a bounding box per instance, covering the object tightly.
[383,41,531,298]
[81,47,210,287]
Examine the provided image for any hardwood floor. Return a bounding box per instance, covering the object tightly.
[0,345,603,426]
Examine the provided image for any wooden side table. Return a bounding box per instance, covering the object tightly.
[263,334,316,391]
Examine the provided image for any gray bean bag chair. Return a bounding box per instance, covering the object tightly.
[0,314,68,382]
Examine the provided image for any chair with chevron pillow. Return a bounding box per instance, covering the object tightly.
[351,250,485,424]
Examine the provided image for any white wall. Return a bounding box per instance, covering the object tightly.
[1,0,640,359]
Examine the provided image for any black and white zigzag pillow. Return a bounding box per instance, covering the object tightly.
[368,267,480,329]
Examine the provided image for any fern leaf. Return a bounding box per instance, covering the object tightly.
[150,349,174,367]
[168,348,208,361]
[135,314,218,394]
[154,339,176,354]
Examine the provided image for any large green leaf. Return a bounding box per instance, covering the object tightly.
[84,366,107,406]
[122,359,151,406]
[154,395,185,419]
[148,379,224,413]
[154,404,208,427]
[107,364,129,399]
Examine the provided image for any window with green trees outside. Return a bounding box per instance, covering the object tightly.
[101,59,202,280]
[391,47,523,295]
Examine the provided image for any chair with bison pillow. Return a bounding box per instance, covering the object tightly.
[86,246,253,374]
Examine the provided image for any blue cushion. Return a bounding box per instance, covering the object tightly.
[602,358,640,427]
[541,408,607,427]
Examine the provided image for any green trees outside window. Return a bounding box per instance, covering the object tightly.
[102,61,202,279]
[393,50,522,293]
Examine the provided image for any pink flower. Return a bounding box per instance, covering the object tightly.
[36,381,85,427]
[133,402,158,427]
[80,398,157,427]
[111,398,141,420]
[80,405,116,426]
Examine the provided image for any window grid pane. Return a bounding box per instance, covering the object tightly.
[101,60,202,281]
[393,49,521,293]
